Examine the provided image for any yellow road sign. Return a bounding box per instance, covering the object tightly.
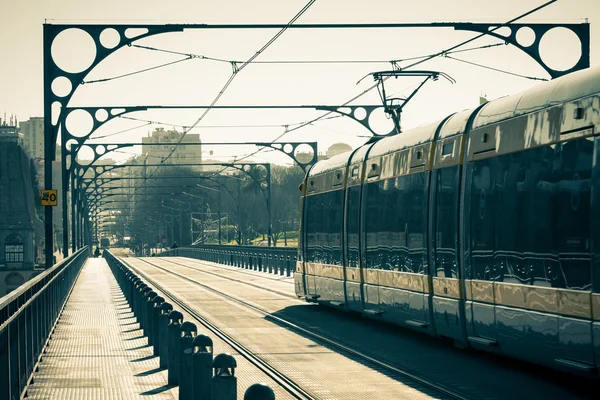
[41,189,58,206]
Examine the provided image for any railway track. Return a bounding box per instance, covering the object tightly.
[159,256,297,299]
[122,257,316,400]
[124,256,473,400]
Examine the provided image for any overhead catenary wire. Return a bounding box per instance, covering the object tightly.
[86,0,558,174]
[119,113,342,131]
[276,0,559,140]
[133,41,507,67]
[443,55,548,81]
[148,0,317,178]
[88,122,153,140]
[85,25,523,152]
[82,57,193,84]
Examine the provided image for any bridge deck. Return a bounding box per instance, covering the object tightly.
[119,255,593,400]
[21,253,593,399]
[26,258,176,399]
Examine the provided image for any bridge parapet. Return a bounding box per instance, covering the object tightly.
[161,244,297,277]
[0,247,89,399]
[104,250,277,399]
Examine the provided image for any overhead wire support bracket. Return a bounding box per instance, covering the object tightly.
[371,70,455,134]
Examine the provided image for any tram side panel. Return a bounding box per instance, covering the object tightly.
[592,135,600,374]
[463,96,598,372]
[294,194,307,298]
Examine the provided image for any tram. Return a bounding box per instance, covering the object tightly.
[295,65,600,375]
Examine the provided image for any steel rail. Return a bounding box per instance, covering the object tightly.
[120,257,316,400]
[161,257,296,298]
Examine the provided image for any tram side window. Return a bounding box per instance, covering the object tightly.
[524,146,559,287]
[328,189,343,266]
[467,138,593,290]
[305,194,321,263]
[305,190,343,266]
[346,186,360,268]
[407,172,429,274]
[393,176,410,272]
[298,196,305,262]
[493,152,530,284]
[468,160,496,281]
[434,166,460,278]
[364,174,428,274]
[555,138,593,290]
[364,181,384,269]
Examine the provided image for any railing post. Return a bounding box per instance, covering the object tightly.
[192,334,213,399]
[167,310,184,385]
[0,328,10,400]
[178,322,197,400]
[151,296,165,356]
[141,286,153,332]
[244,383,276,400]
[9,307,19,398]
[158,303,173,368]
[18,298,26,393]
[212,353,237,400]
[144,291,157,344]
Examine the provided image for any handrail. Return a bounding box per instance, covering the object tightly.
[159,244,297,276]
[0,247,88,310]
[0,246,90,400]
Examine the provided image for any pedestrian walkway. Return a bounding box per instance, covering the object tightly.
[26,258,177,399]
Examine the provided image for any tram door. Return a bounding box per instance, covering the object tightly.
[467,160,498,342]
[344,184,364,312]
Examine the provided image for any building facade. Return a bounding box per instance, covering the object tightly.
[142,128,202,164]
[20,116,44,159]
[0,125,44,296]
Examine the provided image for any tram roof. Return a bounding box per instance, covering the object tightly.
[369,119,443,158]
[473,65,600,129]
[308,151,352,175]
[438,109,476,139]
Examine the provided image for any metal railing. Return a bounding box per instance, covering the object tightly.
[0,247,90,400]
[161,244,298,276]
[105,250,278,400]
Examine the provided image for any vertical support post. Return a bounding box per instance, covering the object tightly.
[267,164,272,247]
[237,178,241,245]
[43,24,54,268]
[62,145,69,257]
[71,173,76,254]
[218,185,222,245]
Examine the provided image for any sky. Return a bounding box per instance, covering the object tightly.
[1,0,599,165]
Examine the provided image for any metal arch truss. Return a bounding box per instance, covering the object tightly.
[43,21,590,266]
[314,105,396,136]
[72,162,269,184]
[68,140,317,174]
[453,23,589,79]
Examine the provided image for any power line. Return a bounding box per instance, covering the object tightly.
[444,55,548,81]
[152,0,317,175]
[278,0,559,139]
[400,0,559,72]
[82,57,193,84]
[133,38,506,67]
[88,122,152,140]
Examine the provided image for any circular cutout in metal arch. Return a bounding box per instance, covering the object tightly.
[66,109,95,138]
[539,27,582,72]
[51,28,97,74]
